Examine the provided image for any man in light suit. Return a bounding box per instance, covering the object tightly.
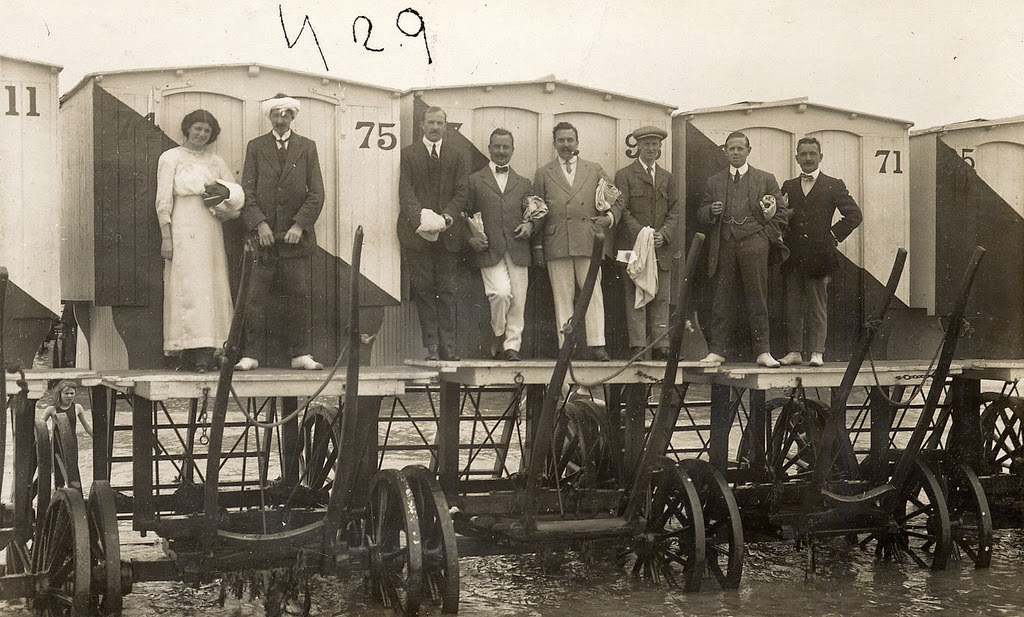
[236,94,325,371]
[614,125,679,361]
[533,122,622,361]
[697,131,789,367]
[397,106,470,361]
[778,136,862,367]
[460,128,534,361]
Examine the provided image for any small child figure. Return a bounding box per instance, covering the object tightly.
[42,380,93,439]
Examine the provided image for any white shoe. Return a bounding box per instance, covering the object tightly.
[701,353,726,363]
[809,352,824,367]
[757,353,781,368]
[779,351,803,366]
[291,354,324,370]
[235,357,259,371]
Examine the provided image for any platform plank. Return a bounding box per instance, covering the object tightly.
[712,360,964,390]
[960,359,1024,382]
[4,368,102,398]
[98,366,436,401]
[406,358,718,386]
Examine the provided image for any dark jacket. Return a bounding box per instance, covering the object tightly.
[458,166,534,269]
[614,159,680,271]
[780,172,862,276]
[397,140,470,253]
[240,132,326,257]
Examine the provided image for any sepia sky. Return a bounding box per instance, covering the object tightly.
[4,0,1024,130]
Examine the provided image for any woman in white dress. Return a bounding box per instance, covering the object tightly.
[156,110,244,371]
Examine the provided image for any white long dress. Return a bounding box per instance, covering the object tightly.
[155,146,243,354]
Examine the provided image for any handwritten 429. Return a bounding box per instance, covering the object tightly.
[279,4,432,70]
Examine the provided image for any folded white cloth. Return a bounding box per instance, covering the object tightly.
[595,178,621,213]
[416,208,447,241]
[260,95,301,117]
[522,195,549,222]
[206,179,245,220]
[467,212,487,242]
[627,226,658,308]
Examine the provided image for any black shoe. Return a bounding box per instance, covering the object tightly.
[425,344,440,361]
[439,345,461,361]
[503,349,522,361]
[589,346,611,362]
[628,346,645,359]
[489,334,505,359]
[651,348,671,361]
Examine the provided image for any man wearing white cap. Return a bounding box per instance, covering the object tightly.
[236,93,325,371]
[614,125,679,361]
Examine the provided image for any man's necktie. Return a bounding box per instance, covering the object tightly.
[733,171,741,184]
[646,165,654,178]
[431,143,439,160]
[801,173,814,181]
[495,165,509,174]
[277,139,288,164]
[564,160,573,175]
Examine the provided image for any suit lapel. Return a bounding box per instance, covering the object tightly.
[547,161,572,194]
[481,167,502,196]
[261,134,283,175]
[569,161,591,197]
[279,134,301,181]
[634,160,654,187]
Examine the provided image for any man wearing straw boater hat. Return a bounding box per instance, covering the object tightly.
[236,93,326,371]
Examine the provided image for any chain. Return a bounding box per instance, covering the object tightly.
[197,387,211,445]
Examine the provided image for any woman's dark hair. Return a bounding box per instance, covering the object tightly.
[181,109,221,145]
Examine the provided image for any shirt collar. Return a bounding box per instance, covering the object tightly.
[640,160,656,173]
[802,168,821,180]
[273,129,292,141]
[559,155,578,167]
[730,162,749,177]
[423,136,442,152]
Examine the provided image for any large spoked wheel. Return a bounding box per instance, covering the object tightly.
[51,414,82,491]
[31,487,92,615]
[88,480,124,614]
[867,457,952,570]
[297,403,343,506]
[621,457,705,592]
[548,400,615,489]
[34,417,54,521]
[679,459,744,589]
[945,462,993,568]
[402,465,459,613]
[367,469,423,616]
[979,394,1024,476]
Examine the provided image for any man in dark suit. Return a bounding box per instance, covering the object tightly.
[533,121,622,361]
[778,136,863,367]
[614,125,679,361]
[236,94,325,371]
[460,128,534,361]
[398,106,470,361]
[697,131,789,367]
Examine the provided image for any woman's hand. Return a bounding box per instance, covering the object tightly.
[161,237,173,260]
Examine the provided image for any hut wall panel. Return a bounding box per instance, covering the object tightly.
[908,134,937,312]
[60,82,96,301]
[337,103,401,299]
[552,111,618,178]
[470,107,540,179]
[858,133,910,303]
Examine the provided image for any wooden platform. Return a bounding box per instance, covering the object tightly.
[4,368,102,398]
[98,366,436,401]
[406,358,719,386]
[712,360,964,390]
[960,359,1024,382]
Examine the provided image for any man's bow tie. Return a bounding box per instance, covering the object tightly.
[800,173,814,181]
[495,165,509,174]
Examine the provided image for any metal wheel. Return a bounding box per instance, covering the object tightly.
[866,457,952,570]
[945,462,993,568]
[548,400,615,488]
[621,457,705,592]
[88,481,124,614]
[367,469,423,616]
[297,403,343,506]
[979,394,1024,476]
[402,465,459,613]
[51,414,82,491]
[679,458,744,589]
[31,487,91,615]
